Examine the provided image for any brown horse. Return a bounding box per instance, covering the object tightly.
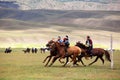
[43,40,58,67]
[75,42,111,66]
[45,40,87,67]
[43,40,69,66]
[44,40,69,67]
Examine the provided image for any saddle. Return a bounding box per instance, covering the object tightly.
[86,50,93,59]
[64,46,69,57]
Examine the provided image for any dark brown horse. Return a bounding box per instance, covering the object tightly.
[45,40,87,67]
[75,42,111,66]
[22,48,30,53]
[43,40,58,66]
[5,48,12,53]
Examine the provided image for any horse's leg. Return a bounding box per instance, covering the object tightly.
[41,49,42,53]
[74,60,79,66]
[43,55,50,63]
[44,56,52,67]
[59,58,65,64]
[59,54,66,64]
[43,49,45,53]
[100,56,104,64]
[63,56,69,67]
[49,55,60,67]
[88,57,99,66]
[71,54,78,66]
[77,56,86,66]
[58,52,67,64]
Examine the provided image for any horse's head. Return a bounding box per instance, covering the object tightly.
[46,40,55,47]
[46,40,57,51]
[75,41,88,49]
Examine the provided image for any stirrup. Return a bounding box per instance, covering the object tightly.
[90,54,92,59]
[65,53,68,57]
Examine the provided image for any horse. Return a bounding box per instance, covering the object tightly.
[43,40,58,66]
[44,40,73,67]
[34,48,38,53]
[5,48,12,53]
[31,48,38,53]
[75,42,111,66]
[45,40,87,67]
[22,48,30,53]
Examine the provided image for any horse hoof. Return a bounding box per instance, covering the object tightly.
[61,62,65,64]
[76,64,79,66]
[67,62,70,64]
[62,65,65,67]
[44,65,47,67]
[48,65,52,67]
[88,64,91,66]
[84,65,86,67]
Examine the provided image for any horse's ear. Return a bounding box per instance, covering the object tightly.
[52,38,54,40]
[52,38,56,41]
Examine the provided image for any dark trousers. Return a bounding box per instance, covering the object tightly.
[64,43,70,56]
[87,46,93,55]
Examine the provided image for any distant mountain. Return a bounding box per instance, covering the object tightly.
[0,1,120,48]
[0,0,120,11]
[0,8,120,32]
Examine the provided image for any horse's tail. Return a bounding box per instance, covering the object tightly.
[104,50,111,62]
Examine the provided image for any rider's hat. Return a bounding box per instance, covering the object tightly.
[87,36,90,38]
[58,36,61,38]
[66,35,68,37]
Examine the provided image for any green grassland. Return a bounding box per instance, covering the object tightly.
[0,48,120,80]
[0,8,120,80]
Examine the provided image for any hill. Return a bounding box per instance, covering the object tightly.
[0,0,120,10]
[0,8,120,32]
[0,8,120,49]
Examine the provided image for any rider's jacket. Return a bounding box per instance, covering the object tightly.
[63,38,69,44]
[86,39,93,47]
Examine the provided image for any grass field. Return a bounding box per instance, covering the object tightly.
[0,48,120,80]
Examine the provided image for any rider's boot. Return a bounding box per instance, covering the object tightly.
[89,52,92,59]
[65,47,69,57]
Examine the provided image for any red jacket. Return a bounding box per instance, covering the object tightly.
[86,39,93,46]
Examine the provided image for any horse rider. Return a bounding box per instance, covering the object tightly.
[63,35,70,56]
[63,35,70,48]
[85,36,93,57]
[57,36,63,44]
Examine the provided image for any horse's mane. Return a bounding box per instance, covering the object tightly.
[75,42,88,49]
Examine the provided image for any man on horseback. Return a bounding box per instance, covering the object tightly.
[63,35,70,48]
[57,36,63,44]
[63,35,70,56]
[85,36,93,58]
